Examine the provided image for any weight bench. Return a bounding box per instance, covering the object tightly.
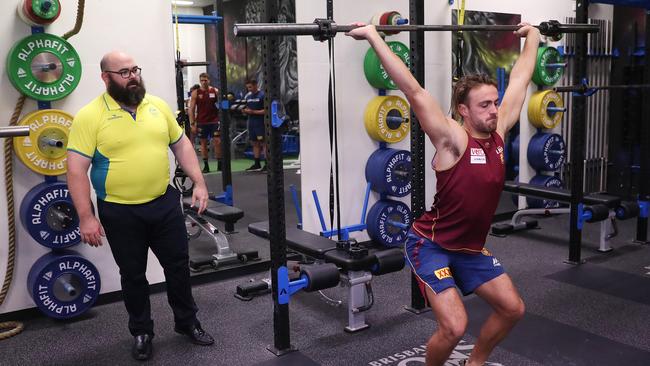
[182,199,258,271]
[248,221,404,332]
[494,181,637,251]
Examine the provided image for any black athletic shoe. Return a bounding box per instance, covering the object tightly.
[132,334,153,361]
[174,324,214,346]
[245,163,262,172]
[202,164,210,173]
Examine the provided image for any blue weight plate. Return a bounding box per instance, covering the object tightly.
[27,250,101,319]
[527,174,564,209]
[510,134,520,165]
[528,132,565,172]
[366,199,411,247]
[20,181,81,249]
[365,148,411,197]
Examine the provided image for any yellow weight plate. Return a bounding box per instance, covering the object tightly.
[527,90,563,129]
[364,96,383,140]
[364,95,410,143]
[13,109,72,176]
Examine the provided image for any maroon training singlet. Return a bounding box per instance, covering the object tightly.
[195,87,219,124]
[412,130,505,253]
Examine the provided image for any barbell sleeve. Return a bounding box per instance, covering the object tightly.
[0,126,30,138]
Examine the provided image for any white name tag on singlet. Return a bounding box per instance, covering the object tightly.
[470,148,486,164]
[209,93,216,98]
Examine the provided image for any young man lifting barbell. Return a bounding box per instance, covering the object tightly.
[346,22,540,366]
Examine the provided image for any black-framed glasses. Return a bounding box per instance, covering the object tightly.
[104,66,142,79]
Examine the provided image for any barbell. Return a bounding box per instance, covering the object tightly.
[234,19,599,40]
[554,83,650,94]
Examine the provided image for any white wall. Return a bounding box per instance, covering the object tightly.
[297,1,613,236]
[0,0,179,314]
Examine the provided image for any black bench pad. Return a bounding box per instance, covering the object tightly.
[504,181,621,208]
[182,198,244,222]
[248,221,399,271]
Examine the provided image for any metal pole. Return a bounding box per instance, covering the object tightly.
[636,10,650,243]
[264,0,292,356]
[0,126,30,138]
[406,0,427,314]
[554,84,650,92]
[216,0,233,194]
[567,0,588,264]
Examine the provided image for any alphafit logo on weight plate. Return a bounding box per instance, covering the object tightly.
[367,340,504,366]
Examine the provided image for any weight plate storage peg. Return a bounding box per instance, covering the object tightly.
[364,95,410,143]
[6,33,82,101]
[370,11,406,36]
[27,250,101,319]
[527,90,564,129]
[20,181,81,249]
[365,148,411,197]
[532,46,564,86]
[364,41,410,89]
[13,109,72,176]
[17,0,61,26]
[527,132,565,171]
[366,199,411,248]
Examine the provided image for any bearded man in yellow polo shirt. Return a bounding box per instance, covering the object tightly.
[67,51,214,361]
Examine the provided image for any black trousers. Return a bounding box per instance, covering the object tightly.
[98,186,198,336]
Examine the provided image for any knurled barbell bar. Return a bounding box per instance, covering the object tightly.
[554,84,650,93]
[234,19,599,40]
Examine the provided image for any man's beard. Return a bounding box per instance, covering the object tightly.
[107,76,146,107]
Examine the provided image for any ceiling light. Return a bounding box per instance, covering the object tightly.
[172,1,194,5]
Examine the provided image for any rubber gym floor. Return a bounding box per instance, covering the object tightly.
[1,169,649,366]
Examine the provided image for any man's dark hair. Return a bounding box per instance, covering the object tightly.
[451,74,497,121]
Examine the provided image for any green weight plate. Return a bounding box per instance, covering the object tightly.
[363,41,410,90]
[532,46,564,86]
[31,0,61,20]
[6,33,82,101]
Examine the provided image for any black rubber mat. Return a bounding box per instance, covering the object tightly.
[252,351,320,366]
[464,296,650,366]
[546,265,650,305]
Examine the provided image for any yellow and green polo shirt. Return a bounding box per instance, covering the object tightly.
[67,93,184,204]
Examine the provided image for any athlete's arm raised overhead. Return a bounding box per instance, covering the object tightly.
[497,24,541,138]
[346,23,465,158]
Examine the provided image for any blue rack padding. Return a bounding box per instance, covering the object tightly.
[172,14,222,24]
